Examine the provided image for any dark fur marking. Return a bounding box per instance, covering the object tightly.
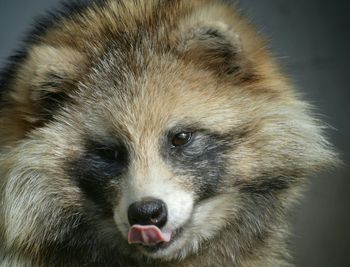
[238,176,298,195]
[231,193,284,255]
[161,126,234,200]
[68,138,129,214]
[38,215,124,267]
[230,178,291,254]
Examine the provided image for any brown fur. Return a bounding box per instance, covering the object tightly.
[0,1,337,266]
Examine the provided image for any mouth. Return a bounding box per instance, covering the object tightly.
[128,225,184,253]
[142,227,183,253]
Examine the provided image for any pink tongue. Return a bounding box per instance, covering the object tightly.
[128,225,172,246]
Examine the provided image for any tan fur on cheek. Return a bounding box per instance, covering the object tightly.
[159,193,241,261]
[0,126,84,255]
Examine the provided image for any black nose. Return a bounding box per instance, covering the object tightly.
[128,198,168,228]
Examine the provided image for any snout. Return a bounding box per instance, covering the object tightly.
[127,198,171,246]
[114,178,194,252]
[128,198,168,228]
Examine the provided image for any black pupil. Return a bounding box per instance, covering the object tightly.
[172,132,192,147]
[98,147,117,161]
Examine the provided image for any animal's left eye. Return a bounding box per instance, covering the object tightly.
[171,132,193,147]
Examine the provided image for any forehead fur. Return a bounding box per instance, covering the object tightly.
[3,0,293,114]
[24,0,284,87]
[1,0,337,175]
[23,0,287,128]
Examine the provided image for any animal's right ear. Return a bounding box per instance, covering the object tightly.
[8,45,87,124]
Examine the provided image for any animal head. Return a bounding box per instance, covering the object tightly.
[0,0,336,263]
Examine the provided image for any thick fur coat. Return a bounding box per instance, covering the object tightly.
[0,0,337,266]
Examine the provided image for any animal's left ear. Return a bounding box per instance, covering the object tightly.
[176,21,248,75]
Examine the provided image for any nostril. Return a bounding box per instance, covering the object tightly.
[128,198,168,228]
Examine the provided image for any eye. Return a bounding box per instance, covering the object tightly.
[171,132,193,147]
[97,147,118,161]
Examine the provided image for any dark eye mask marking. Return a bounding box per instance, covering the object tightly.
[67,139,129,213]
[162,127,235,200]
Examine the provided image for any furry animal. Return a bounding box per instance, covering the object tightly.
[0,0,337,266]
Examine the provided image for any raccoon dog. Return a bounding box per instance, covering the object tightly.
[0,0,336,266]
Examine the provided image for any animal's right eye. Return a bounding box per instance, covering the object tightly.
[96,146,119,161]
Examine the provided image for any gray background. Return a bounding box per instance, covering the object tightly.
[0,1,349,266]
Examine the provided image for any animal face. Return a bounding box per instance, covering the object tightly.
[44,57,247,260]
[0,0,336,265]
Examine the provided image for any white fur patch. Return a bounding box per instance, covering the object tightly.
[148,193,239,260]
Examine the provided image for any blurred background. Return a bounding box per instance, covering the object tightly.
[0,0,349,266]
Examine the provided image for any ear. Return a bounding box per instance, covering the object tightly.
[176,20,249,76]
[9,45,86,123]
